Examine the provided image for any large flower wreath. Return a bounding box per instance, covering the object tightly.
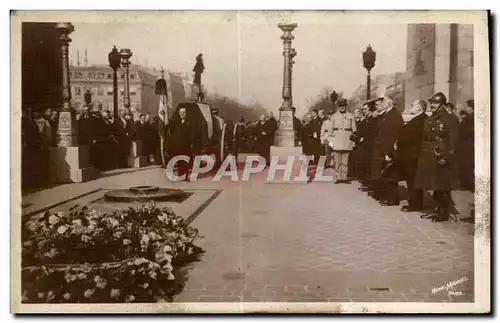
[21,202,203,303]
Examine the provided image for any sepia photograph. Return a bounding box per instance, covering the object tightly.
[10,10,491,314]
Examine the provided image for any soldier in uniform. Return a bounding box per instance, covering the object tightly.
[325,99,357,183]
[414,92,460,222]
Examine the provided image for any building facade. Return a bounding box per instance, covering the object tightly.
[405,24,474,111]
[69,65,197,117]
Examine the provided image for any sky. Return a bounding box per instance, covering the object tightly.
[69,11,407,116]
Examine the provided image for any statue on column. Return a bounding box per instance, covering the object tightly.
[193,53,205,101]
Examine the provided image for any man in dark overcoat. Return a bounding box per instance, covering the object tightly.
[359,104,379,188]
[396,100,427,212]
[291,107,303,146]
[457,99,474,191]
[414,92,460,222]
[115,109,135,168]
[308,109,323,165]
[370,93,404,205]
[167,106,195,179]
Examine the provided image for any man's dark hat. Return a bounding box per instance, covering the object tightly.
[338,99,347,107]
[428,92,447,105]
[466,99,474,108]
[311,108,319,113]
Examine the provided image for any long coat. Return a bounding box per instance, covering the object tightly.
[396,113,427,181]
[370,107,404,181]
[329,111,357,151]
[167,117,195,157]
[414,107,460,190]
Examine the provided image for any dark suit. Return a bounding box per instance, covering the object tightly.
[397,113,427,209]
[167,117,195,176]
[115,117,135,168]
[260,118,278,164]
[370,107,404,204]
[293,116,302,146]
[309,117,323,164]
[458,113,474,191]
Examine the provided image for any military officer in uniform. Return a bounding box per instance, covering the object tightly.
[414,92,460,222]
[326,99,357,183]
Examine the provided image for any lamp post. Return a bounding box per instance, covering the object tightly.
[275,23,298,147]
[55,22,76,147]
[330,91,338,113]
[108,45,121,120]
[362,45,376,100]
[120,48,133,111]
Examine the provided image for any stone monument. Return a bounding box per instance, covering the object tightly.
[49,22,97,183]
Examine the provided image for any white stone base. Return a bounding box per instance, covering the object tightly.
[49,146,98,183]
[128,156,148,168]
[269,145,307,183]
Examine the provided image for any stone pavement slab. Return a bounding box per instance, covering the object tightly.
[19,166,475,303]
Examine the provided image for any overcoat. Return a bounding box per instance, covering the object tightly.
[414,106,460,190]
[370,107,404,181]
[396,112,427,181]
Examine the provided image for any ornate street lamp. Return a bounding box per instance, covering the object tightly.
[119,48,133,111]
[274,22,298,147]
[362,45,376,100]
[108,45,121,120]
[54,22,76,147]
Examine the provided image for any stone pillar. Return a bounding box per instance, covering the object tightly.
[434,24,452,98]
[49,22,97,183]
[270,23,304,183]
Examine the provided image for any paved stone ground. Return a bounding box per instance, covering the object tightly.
[20,164,475,303]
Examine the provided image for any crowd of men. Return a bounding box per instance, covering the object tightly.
[22,91,475,222]
[299,92,475,223]
[21,106,166,188]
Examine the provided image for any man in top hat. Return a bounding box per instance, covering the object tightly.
[414,92,460,222]
[369,91,404,205]
[324,99,357,182]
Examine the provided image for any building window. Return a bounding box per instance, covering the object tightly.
[98,72,105,79]
[130,91,137,96]
[107,91,113,96]
[120,74,124,79]
[120,91,124,96]
[107,73,112,79]
[98,88,104,96]
[75,72,83,79]
[130,74,136,79]
[75,87,81,95]
[69,72,73,78]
